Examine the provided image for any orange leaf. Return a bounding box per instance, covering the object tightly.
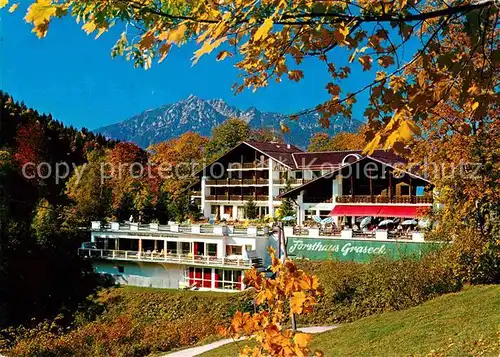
[294,332,312,348]
[359,55,372,71]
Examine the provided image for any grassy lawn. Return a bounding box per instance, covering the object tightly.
[201,285,500,356]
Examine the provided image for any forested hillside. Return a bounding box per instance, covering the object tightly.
[0,91,116,328]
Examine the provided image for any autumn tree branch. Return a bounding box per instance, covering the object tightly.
[122,0,496,26]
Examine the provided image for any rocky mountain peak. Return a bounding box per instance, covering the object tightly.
[94,95,363,148]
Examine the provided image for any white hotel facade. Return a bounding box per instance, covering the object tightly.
[81,141,434,291]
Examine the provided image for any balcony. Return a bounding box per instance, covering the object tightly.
[90,221,269,236]
[335,195,433,204]
[273,178,313,185]
[78,248,252,268]
[191,191,202,197]
[206,195,269,202]
[226,162,269,170]
[206,178,269,186]
[285,226,425,242]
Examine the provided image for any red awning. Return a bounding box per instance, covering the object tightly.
[330,205,429,218]
[330,205,383,216]
[378,206,429,218]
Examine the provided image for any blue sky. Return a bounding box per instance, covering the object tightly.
[0,6,377,130]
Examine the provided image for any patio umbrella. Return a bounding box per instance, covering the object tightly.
[401,219,418,226]
[418,219,430,228]
[378,219,394,227]
[312,215,322,223]
[360,216,372,228]
[321,216,334,225]
[282,215,296,222]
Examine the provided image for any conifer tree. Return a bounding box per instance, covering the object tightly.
[244,197,258,220]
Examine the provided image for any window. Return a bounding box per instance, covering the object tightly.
[181,242,191,254]
[167,241,177,254]
[416,186,425,196]
[313,170,321,179]
[186,267,212,288]
[400,185,410,196]
[117,266,124,273]
[226,245,243,256]
[183,268,243,291]
[295,171,303,179]
[211,205,218,214]
[207,243,218,256]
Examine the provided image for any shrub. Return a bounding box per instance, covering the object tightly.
[6,287,255,356]
[297,252,460,325]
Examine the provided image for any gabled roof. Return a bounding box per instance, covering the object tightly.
[245,141,302,168]
[194,140,418,181]
[292,149,405,169]
[279,155,431,199]
[194,141,302,176]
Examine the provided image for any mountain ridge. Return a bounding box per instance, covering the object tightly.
[94,95,364,148]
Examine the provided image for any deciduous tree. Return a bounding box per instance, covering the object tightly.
[220,248,323,356]
[9,0,498,152]
[206,118,250,160]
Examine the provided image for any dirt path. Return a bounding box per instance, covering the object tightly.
[164,325,338,357]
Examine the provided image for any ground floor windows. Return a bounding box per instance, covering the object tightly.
[185,267,243,291]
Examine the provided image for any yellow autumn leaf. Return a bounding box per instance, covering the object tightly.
[384,130,400,149]
[8,2,18,12]
[290,291,306,314]
[159,23,187,45]
[192,37,225,64]
[0,0,8,9]
[254,17,273,41]
[471,101,479,111]
[363,134,381,154]
[294,333,312,348]
[24,0,57,38]
[399,119,421,139]
[82,21,96,34]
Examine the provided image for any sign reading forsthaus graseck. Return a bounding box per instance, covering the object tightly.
[287,237,437,263]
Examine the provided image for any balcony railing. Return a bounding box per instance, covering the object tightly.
[78,248,252,268]
[206,178,269,186]
[227,162,269,170]
[273,178,313,185]
[206,195,269,202]
[335,195,433,204]
[285,226,425,242]
[191,191,202,196]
